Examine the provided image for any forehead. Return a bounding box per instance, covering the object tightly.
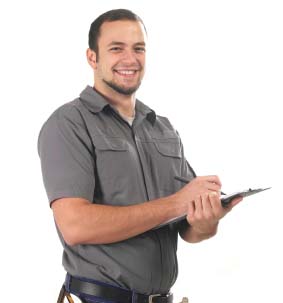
[98,20,147,46]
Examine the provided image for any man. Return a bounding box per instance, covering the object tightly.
[38,9,242,303]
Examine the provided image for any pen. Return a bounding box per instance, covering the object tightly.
[174,176,226,195]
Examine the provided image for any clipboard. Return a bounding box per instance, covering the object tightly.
[221,187,271,206]
[154,186,271,229]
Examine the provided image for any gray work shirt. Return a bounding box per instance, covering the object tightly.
[37,86,196,295]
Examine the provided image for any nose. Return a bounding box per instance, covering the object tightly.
[120,49,139,64]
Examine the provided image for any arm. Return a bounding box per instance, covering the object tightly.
[52,194,186,246]
[52,175,225,246]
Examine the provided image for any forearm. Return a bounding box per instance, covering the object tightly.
[179,221,219,243]
[53,194,187,245]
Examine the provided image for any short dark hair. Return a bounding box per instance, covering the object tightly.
[88,9,146,58]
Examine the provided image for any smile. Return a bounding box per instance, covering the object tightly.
[114,69,139,77]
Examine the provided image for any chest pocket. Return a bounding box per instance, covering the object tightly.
[153,140,181,158]
[151,130,182,159]
[92,136,129,184]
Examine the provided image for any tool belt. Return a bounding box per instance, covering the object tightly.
[57,274,174,303]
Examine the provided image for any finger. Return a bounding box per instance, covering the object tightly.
[187,199,195,218]
[205,181,222,193]
[201,175,222,187]
[190,195,201,217]
[201,193,213,214]
[209,192,223,216]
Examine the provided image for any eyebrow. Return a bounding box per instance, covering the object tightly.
[107,41,146,47]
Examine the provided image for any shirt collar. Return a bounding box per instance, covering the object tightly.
[135,99,156,125]
[79,85,156,125]
[79,85,109,113]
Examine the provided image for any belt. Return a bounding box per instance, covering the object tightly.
[66,274,173,303]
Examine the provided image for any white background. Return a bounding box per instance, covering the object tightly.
[0,1,282,302]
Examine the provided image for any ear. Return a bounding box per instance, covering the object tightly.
[86,48,97,69]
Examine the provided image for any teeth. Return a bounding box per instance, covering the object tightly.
[116,70,136,75]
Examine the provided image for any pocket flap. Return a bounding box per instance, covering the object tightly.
[150,130,179,140]
[154,141,181,158]
[94,136,128,151]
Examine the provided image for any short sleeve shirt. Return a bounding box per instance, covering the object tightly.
[38,86,196,295]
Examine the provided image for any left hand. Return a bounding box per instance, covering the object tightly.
[186,192,243,234]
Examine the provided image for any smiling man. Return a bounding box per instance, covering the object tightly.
[38,9,241,303]
[91,22,146,96]
[87,18,146,118]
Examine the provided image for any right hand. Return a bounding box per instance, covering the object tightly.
[175,175,222,203]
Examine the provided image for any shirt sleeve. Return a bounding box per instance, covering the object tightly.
[37,104,95,205]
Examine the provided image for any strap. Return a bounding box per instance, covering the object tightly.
[66,292,75,303]
[57,284,75,303]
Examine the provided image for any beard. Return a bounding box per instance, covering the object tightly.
[103,79,141,96]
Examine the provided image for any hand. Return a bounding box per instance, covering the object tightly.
[175,175,223,204]
[187,192,243,235]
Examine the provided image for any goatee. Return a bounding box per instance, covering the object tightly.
[103,79,141,96]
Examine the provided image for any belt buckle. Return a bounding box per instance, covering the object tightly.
[148,294,161,303]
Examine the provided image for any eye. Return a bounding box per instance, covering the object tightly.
[109,47,122,52]
[135,47,146,53]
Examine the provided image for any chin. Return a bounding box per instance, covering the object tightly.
[105,79,141,96]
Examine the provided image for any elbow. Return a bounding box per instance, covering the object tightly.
[60,223,102,246]
[60,225,83,246]
[51,197,93,246]
[64,234,80,247]
[65,239,80,247]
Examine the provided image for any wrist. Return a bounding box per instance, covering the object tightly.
[169,192,188,217]
[191,221,219,236]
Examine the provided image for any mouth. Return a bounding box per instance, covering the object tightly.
[113,69,140,78]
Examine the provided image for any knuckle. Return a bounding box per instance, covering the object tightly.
[204,212,213,220]
[194,213,202,221]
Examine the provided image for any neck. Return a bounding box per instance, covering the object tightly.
[93,84,136,117]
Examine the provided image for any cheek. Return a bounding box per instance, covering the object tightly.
[97,62,114,78]
[140,57,146,72]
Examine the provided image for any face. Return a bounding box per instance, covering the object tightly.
[89,20,147,97]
